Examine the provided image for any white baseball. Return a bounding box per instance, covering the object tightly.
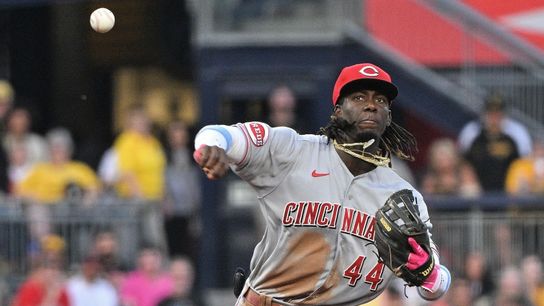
[90,8,115,33]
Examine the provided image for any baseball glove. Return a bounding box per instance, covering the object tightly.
[374,189,435,286]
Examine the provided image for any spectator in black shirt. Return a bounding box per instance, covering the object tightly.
[465,98,520,192]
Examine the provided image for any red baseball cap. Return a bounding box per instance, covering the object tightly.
[332,63,398,105]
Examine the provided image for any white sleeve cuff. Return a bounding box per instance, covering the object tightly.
[417,265,451,301]
[195,125,247,163]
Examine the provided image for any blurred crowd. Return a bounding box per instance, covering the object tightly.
[1,77,544,306]
[0,80,202,306]
[10,232,197,306]
[421,94,544,197]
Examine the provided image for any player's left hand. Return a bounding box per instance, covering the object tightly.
[406,237,439,292]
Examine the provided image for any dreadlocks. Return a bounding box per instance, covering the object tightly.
[318,115,357,145]
[381,121,418,161]
[319,115,418,162]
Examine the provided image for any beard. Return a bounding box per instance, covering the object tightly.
[355,131,377,143]
[340,119,378,143]
[322,116,380,146]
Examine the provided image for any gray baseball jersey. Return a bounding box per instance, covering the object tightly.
[233,122,433,305]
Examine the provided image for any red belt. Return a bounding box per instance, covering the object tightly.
[243,288,284,306]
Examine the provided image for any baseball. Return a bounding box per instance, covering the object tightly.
[90,8,115,33]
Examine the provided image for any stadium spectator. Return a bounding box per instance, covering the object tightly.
[24,218,66,273]
[475,265,533,306]
[0,80,14,194]
[443,278,473,306]
[90,230,130,291]
[0,80,14,134]
[112,105,166,201]
[120,246,174,306]
[96,147,119,196]
[520,255,544,306]
[458,94,532,157]
[15,128,100,204]
[494,222,520,267]
[37,234,66,268]
[3,107,48,166]
[463,97,520,192]
[163,120,201,260]
[421,138,481,196]
[91,230,130,272]
[505,139,544,195]
[4,108,46,194]
[11,254,70,306]
[113,105,167,250]
[157,257,197,306]
[66,255,119,306]
[112,105,167,249]
[267,85,299,130]
[463,251,495,303]
[6,142,32,193]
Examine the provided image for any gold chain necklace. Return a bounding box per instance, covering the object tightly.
[333,139,391,167]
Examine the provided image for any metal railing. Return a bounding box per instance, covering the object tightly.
[427,195,544,277]
[0,199,147,276]
[191,0,362,46]
[430,210,544,276]
[1,194,544,293]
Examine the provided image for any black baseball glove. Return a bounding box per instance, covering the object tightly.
[374,189,435,286]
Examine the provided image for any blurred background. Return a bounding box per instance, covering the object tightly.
[1,0,544,305]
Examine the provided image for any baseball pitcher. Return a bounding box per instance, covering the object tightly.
[194,63,451,305]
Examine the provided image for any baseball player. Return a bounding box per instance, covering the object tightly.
[193,63,451,305]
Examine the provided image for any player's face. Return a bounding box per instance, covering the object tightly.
[335,89,391,142]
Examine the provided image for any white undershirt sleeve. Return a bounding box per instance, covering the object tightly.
[194,125,247,164]
[417,265,451,300]
[415,239,451,300]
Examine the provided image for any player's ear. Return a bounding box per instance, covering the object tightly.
[334,99,343,115]
[333,105,341,116]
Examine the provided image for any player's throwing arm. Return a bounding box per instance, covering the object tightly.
[193,125,247,179]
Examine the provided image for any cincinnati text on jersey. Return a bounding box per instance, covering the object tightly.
[282,201,376,242]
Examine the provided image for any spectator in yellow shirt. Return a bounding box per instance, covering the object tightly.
[506,139,544,195]
[113,106,166,201]
[16,128,100,204]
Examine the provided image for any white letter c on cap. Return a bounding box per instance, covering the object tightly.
[359,65,379,77]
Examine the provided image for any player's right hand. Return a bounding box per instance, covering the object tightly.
[193,145,230,180]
